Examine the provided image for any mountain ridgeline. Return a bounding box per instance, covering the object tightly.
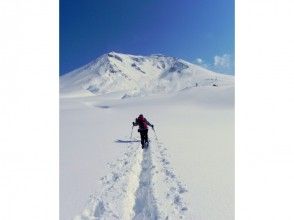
[60,52,234,98]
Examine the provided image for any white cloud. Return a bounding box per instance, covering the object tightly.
[214,54,231,68]
[196,58,203,64]
[194,57,210,69]
[193,54,234,74]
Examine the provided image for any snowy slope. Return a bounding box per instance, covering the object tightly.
[60,52,233,97]
[60,87,234,220]
[73,139,188,220]
[60,52,234,220]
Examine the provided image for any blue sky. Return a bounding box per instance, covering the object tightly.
[60,0,234,75]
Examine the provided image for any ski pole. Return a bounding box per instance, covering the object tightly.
[130,126,134,139]
[152,127,159,142]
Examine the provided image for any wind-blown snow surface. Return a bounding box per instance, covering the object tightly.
[60,52,234,219]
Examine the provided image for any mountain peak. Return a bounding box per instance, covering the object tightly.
[107,52,124,62]
[60,52,234,97]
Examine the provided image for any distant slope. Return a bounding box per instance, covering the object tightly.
[60,52,234,97]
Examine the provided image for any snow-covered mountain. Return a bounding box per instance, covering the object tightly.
[60,53,234,219]
[60,52,234,97]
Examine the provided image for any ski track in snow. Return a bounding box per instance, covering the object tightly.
[74,138,188,220]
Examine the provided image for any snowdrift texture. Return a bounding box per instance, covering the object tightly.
[60,52,233,97]
[60,52,234,220]
[74,140,188,220]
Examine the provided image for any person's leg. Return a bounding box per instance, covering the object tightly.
[142,130,148,146]
[146,130,149,142]
[141,130,145,143]
[140,131,144,147]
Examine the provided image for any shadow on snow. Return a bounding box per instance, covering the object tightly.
[115,139,140,143]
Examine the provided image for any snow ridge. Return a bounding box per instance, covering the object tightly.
[152,142,188,218]
[74,137,188,220]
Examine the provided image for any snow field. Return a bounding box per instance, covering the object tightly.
[73,137,189,220]
[60,85,234,220]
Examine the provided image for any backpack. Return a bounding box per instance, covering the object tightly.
[136,116,148,130]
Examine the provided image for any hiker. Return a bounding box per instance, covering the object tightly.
[132,114,154,149]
